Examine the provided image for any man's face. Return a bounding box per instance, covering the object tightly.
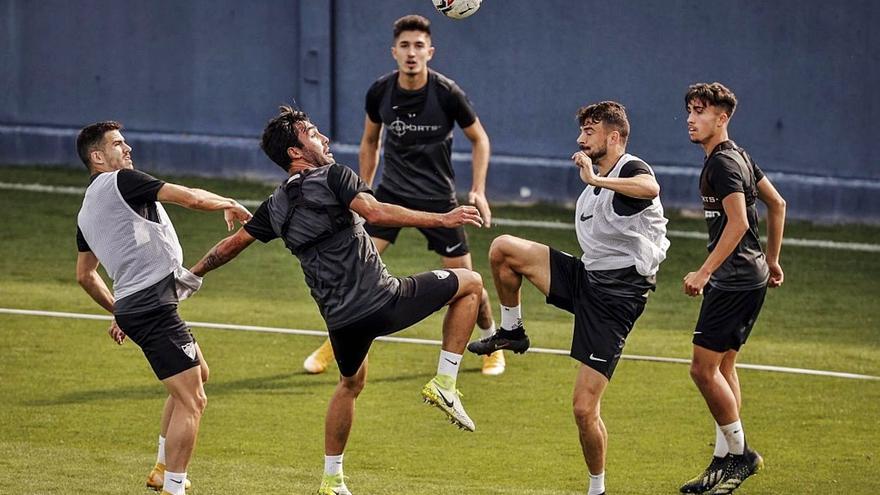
[391,30,434,76]
[96,130,133,170]
[576,120,612,161]
[294,121,334,166]
[686,99,727,145]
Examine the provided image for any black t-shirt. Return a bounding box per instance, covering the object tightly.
[76,169,165,252]
[700,140,769,290]
[365,69,477,200]
[244,164,397,329]
[609,160,653,216]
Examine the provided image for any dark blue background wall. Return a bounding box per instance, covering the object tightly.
[2,0,878,222]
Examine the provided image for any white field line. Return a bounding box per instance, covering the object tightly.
[3,181,880,253]
[2,307,877,381]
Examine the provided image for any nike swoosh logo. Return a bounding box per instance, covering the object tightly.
[445,242,462,253]
[588,353,608,362]
[444,358,459,365]
[170,478,183,484]
[693,331,702,334]
[436,388,455,408]
[580,214,594,221]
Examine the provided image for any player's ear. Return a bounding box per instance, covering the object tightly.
[287,146,302,161]
[426,46,435,60]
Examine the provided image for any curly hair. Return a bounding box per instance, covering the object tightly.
[576,101,630,144]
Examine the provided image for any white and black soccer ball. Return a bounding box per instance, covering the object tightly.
[432,0,482,20]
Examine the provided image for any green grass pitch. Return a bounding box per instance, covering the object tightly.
[1,166,878,494]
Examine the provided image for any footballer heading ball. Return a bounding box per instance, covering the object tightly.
[432,0,482,19]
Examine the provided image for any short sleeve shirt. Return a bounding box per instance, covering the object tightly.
[700,141,769,290]
[245,163,399,329]
[364,69,477,200]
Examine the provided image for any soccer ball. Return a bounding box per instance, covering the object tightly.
[432,0,482,20]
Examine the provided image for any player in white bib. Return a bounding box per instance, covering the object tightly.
[74,121,251,495]
[468,102,669,495]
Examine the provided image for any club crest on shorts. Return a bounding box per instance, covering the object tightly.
[181,342,196,361]
[432,269,450,280]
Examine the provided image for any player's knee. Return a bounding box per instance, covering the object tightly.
[689,362,712,385]
[489,235,515,265]
[572,400,600,427]
[339,374,366,396]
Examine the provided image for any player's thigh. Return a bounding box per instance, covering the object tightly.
[446,267,482,300]
[573,364,609,414]
[442,252,473,270]
[491,235,552,295]
[161,365,205,407]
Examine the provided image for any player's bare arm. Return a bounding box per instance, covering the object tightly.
[157,183,252,230]
[350,191,483,229]
[571,150,660,199]
[358,116,383,187]
[76,250,124,344]
[683,192,749,296]
[462,119,492,227]
[757,176,787,287]
[191,228,257,277]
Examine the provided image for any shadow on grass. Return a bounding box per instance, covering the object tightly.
[26,369,434,406]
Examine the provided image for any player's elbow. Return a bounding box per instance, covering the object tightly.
[643,182,660,200]
[76,270,93,288]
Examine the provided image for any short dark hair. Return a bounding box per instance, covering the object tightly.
[576,101,630,144]
[76,121,121,169]
[685,82,737,117]
[393,14,431,40]
[261,105,311,171]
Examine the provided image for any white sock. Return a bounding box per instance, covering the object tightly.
[157,435,166,465]
[588,471,605,495]
[324,453,344,476]
[713,423,729,457]
[720,420,745,455]
[479,320,496,339]
[500,305,522,330]
[437,350,463,382]
[163,470,187,495]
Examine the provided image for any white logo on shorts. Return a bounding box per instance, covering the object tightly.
[588,353,608,363]
[432,270,450,280]
[181,342,196,361]
[445,242,463,254]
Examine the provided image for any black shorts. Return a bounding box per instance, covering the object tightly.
[328,269,460,377]
[365,186,469,257]
[546,248,646,380]
[115,304,201,380]
[693,284,767,352]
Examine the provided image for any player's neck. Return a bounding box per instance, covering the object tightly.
[596,150,624,176]
[398,70,429,91]
[702,130,729,156]
[289,161,318,176]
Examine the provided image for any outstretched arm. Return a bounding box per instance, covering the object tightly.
[757,176,786,287]
[191,228,257,277]
[349,192,483,229]
[157,183,252,230]
[462,119,492,227]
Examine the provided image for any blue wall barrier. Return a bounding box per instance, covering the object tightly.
[1,0,878,222]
